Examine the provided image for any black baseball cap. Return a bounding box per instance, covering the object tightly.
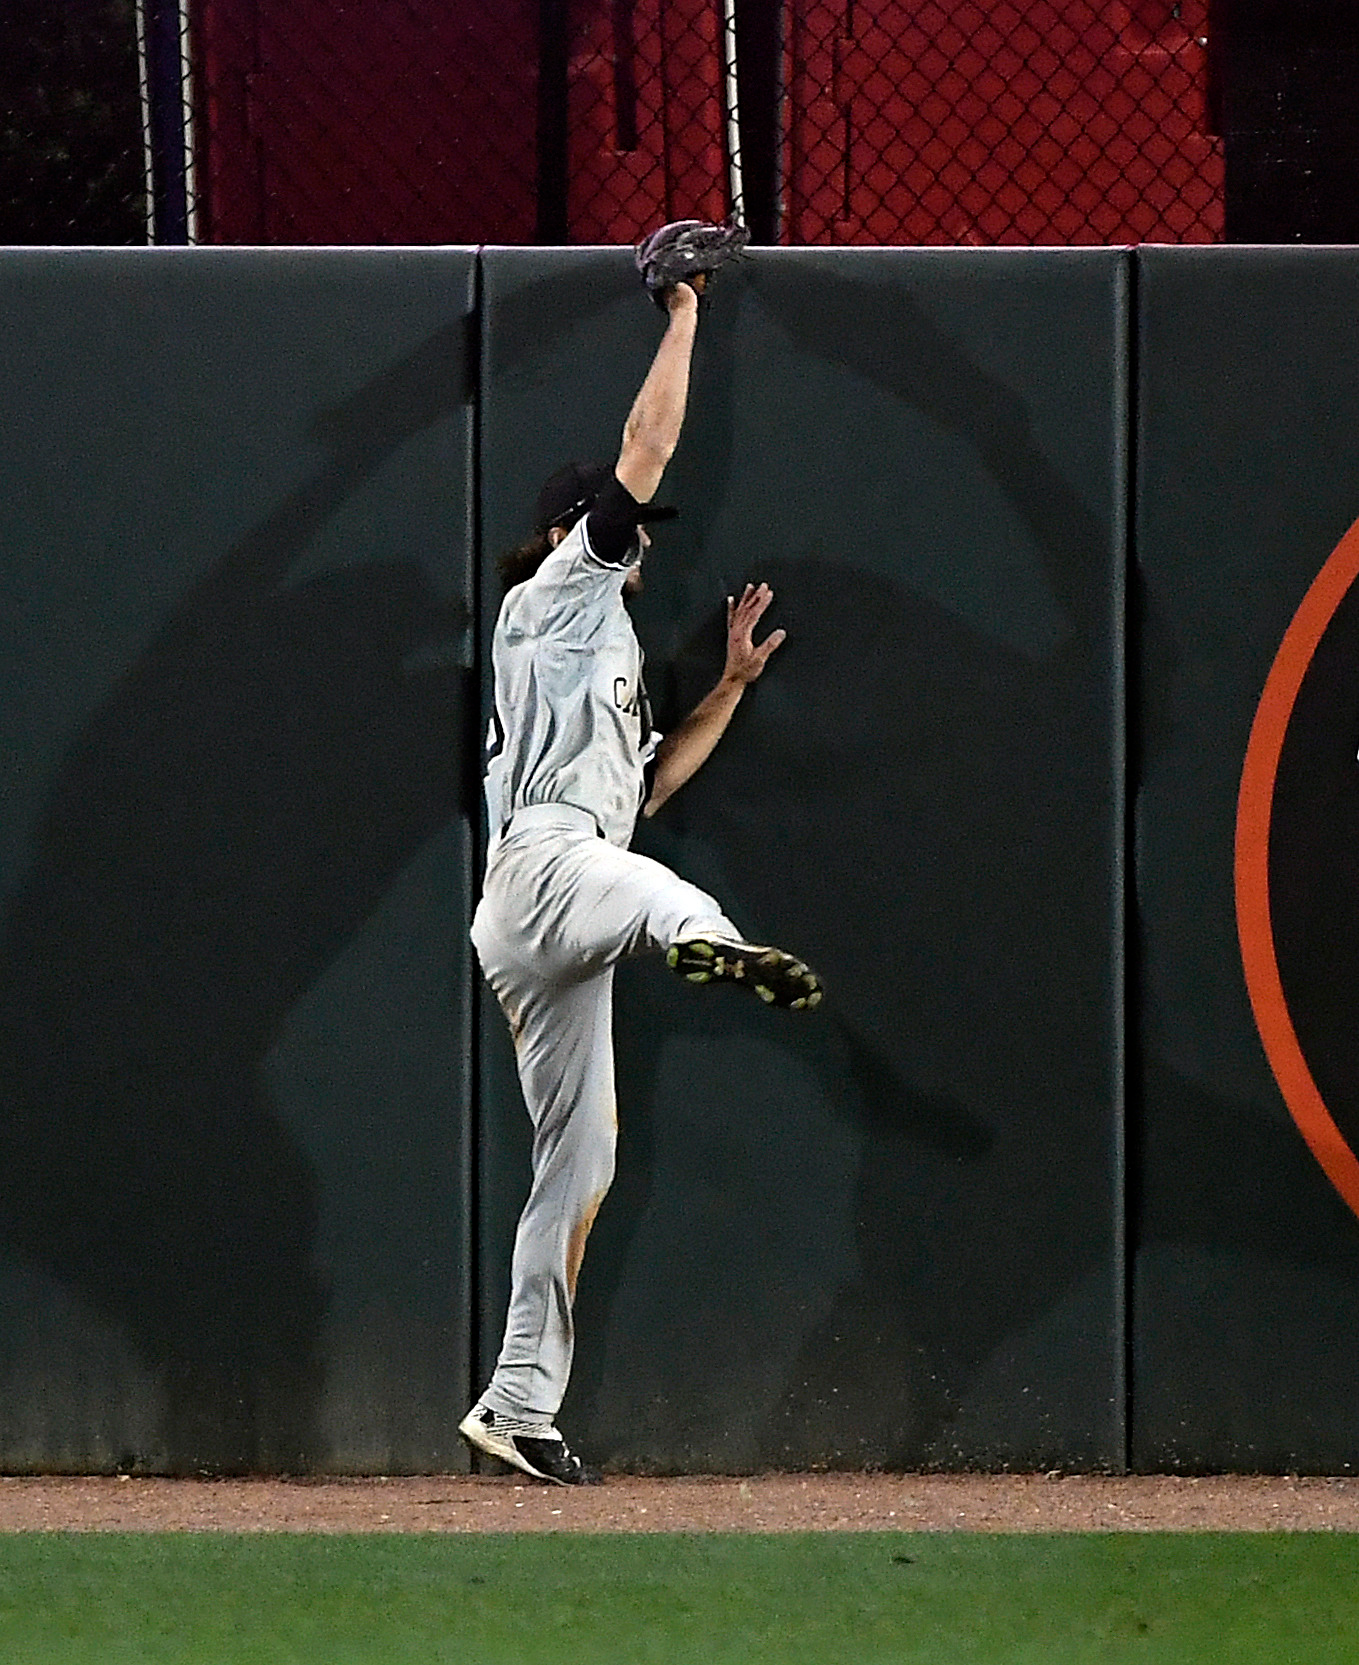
[534,460,678,534]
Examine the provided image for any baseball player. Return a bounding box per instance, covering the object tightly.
[459,223,822,1486]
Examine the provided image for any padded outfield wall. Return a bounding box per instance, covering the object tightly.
[476,247,1128,1474]
[0,251,479,1474]
[0,246,1357,1473]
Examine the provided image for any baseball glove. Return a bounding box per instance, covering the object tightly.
[634,217,750,306]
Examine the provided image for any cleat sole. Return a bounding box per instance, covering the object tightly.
[667,937,823,1012]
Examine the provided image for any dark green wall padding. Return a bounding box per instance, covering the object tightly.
[0,249,478,1474]
[1133,247,1359,1472]
[6,245,1359,1475]
[477,247,1128,1471]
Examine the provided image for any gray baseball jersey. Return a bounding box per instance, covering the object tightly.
[484,518,659,849]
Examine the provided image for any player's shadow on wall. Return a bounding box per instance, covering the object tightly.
[568,555,1110,1469]
[564,257,1121,1468]
[0,324,473,1473]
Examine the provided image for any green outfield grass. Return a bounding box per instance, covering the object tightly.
[0,1531,1355,1664]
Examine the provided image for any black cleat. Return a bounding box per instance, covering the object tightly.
[666,937,823,1010]
[459,1405,602,1486]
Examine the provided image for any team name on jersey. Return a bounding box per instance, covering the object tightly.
[613,677,641,718]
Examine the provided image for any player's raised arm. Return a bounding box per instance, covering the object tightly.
[616,217,749,506]
[613,283,700,506]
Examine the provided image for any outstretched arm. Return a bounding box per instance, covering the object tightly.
[614,282,701,505]
[642,583,785,817]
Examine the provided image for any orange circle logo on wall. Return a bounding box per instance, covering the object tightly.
[1237,512,1359,1223]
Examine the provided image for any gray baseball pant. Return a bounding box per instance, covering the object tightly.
[469,803,738,1423]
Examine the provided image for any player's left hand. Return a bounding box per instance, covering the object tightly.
[723,582,786,684]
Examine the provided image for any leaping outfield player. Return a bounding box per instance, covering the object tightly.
[459,221,823,1486]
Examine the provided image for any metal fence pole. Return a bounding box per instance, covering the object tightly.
[722,0,745,223]
[137,0,194,244]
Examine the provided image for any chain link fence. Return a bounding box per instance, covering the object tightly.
[787,0,1222,243]
[193,0,540,243]
[10,0,1224,248]
[1,0,146,244]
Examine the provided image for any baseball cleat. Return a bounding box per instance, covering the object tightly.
[666,937,823,1010]
[459,1404,601,1487]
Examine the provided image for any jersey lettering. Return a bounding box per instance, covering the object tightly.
[613,676,642,719]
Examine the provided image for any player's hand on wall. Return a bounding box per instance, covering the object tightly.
[723,583,786,684]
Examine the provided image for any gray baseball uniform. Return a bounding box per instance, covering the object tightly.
[471,509,739,1423]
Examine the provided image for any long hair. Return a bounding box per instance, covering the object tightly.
[495,530,553,593]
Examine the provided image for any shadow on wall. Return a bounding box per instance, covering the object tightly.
[565,255,1124,1470]
[0,324,472,1473]
[578,557,1111,1469]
